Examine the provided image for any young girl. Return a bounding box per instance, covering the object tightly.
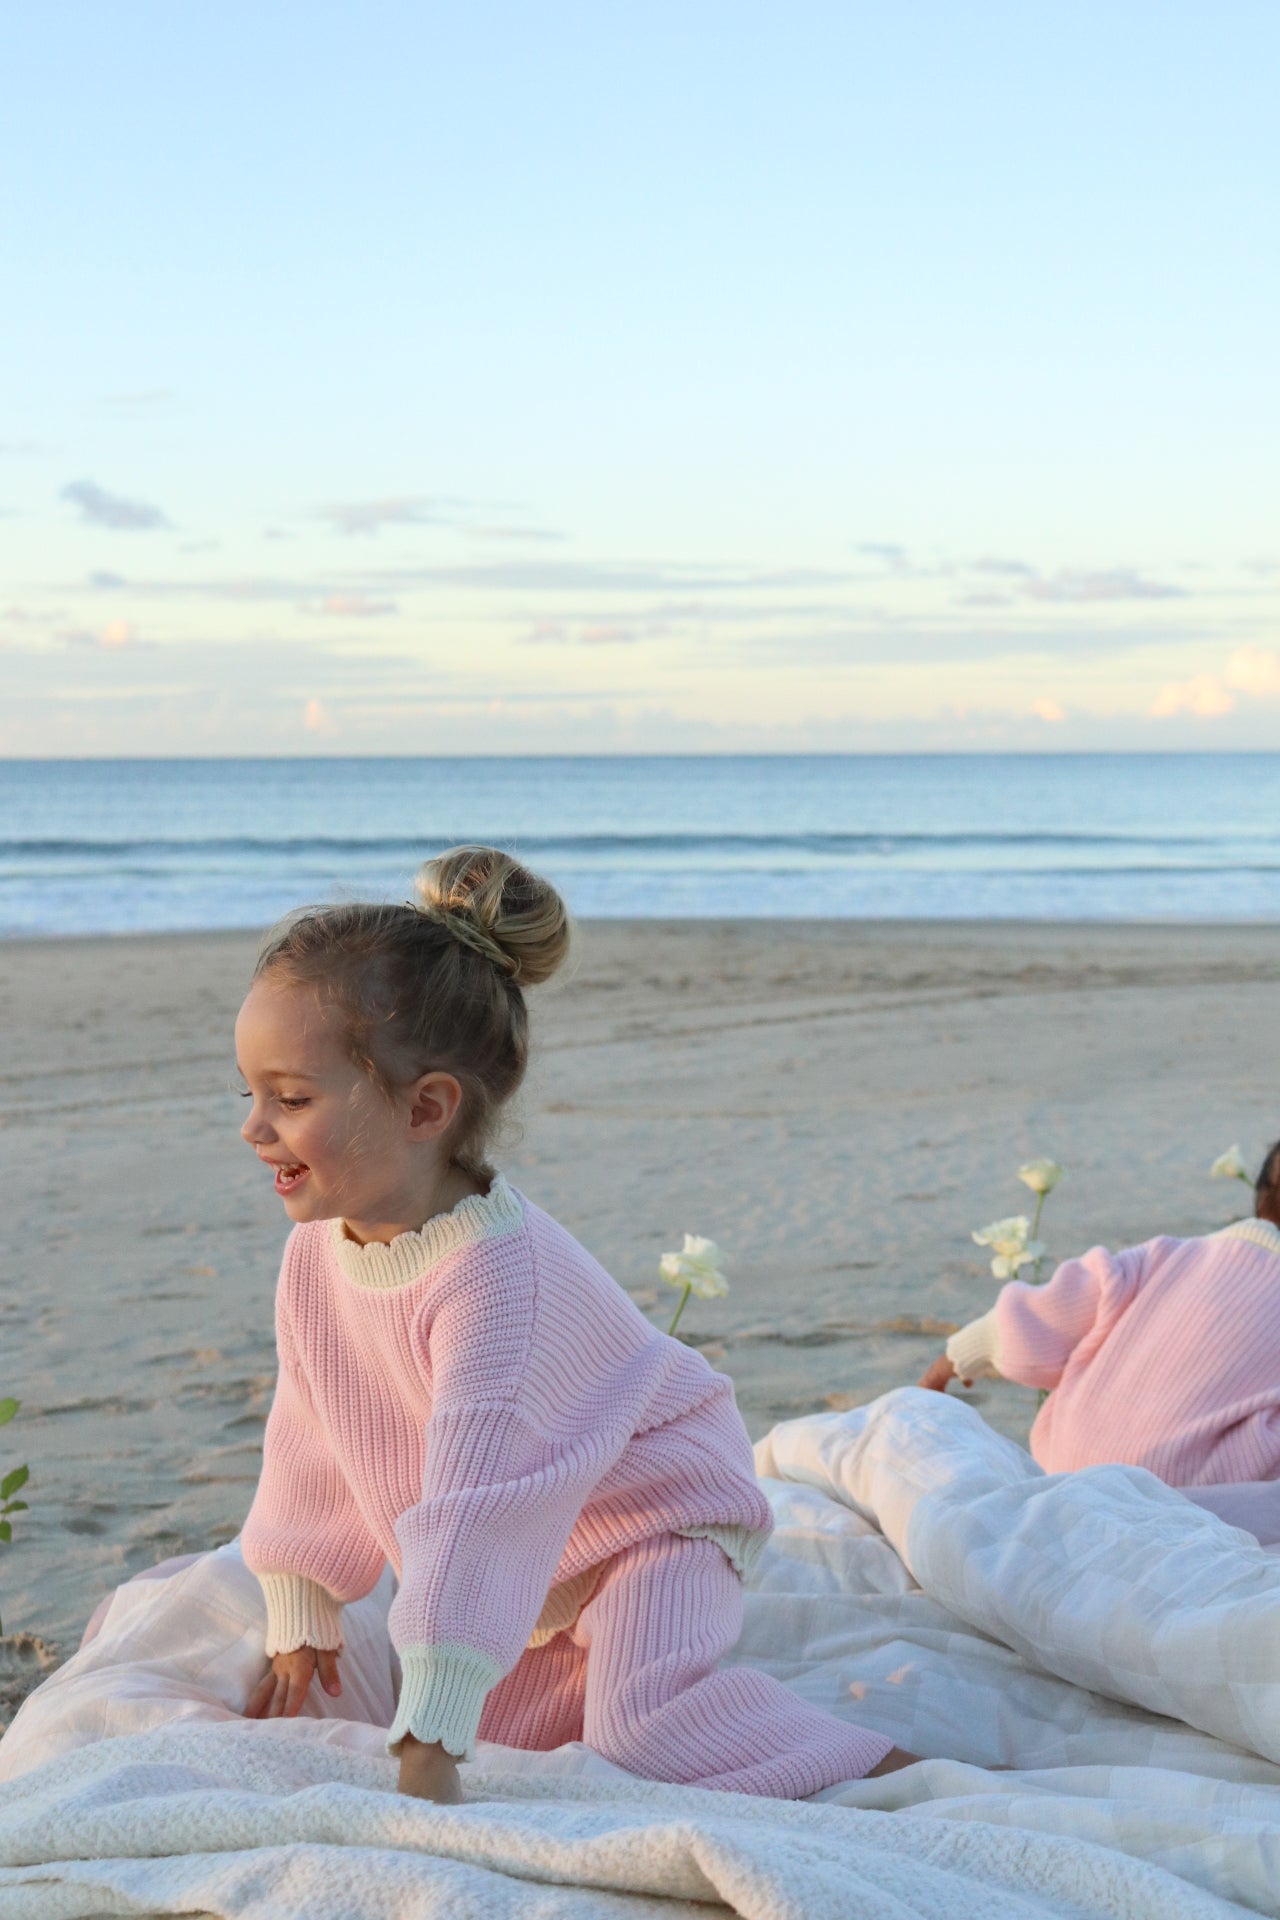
[920,1143,1280,1500]
[238,847,909,1802]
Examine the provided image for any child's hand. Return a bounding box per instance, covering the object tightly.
[397,1734,464,1803]
[244,1645,342,1718]
[918,1355,966,1393]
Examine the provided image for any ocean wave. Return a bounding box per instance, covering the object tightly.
[0,828,1266,860]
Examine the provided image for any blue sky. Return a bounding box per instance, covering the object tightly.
[3,2,1277,753]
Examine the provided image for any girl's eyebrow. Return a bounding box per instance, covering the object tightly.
[235,1065,319,1083]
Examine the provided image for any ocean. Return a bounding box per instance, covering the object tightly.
[3,754,1280,936]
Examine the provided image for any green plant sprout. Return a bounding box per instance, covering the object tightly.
[0,1397,30,1637]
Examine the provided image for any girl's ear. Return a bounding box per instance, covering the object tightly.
[406,1071,464,1142]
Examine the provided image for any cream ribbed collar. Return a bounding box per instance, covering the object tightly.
[1214,1217,1280,1256]
[329,1174,524,1290]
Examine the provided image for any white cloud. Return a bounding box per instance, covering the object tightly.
[1151,673,1234,718]
[1152,645,1280,719]
[1024,569,1183,604]
[1030,697,1066,723]
[303,696,337,735]
[311,592,397,618]
[1224,645,1280,698]
[318,497,441,537]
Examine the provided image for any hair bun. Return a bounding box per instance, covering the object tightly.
[414,845,571,988]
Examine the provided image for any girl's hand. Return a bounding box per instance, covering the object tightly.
[919,1355,966,1393]
[244,1645,342,1719]
[397,1734,464,1803]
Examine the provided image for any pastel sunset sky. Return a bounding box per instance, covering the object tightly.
[3,3,1277,755]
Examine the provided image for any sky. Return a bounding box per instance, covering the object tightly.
[2,1,1278,756]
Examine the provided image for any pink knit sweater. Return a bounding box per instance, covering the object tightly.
[946,1218,1280,1483]
[241,1178,772,1756]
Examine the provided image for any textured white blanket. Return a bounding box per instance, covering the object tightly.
[2,1387,1278,1918]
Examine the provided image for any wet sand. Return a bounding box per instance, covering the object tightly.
[3,919,1279,1667]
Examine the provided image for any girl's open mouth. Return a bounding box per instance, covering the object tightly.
[275,1163,310,1195]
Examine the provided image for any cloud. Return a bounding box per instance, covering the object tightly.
[1151,673,1234,718]
[957,591,1011,607]
[303,696,337,735]
[465,524,565,544]
[1224,644,1280,698]
[65,619,142,650]
[1030,697,1067,723]
[318,497,441,537]
[88,570,127,589]
[310,592,398,618]
[973,557,1035,578]
[580,623,640,645]
[1023,569,1184,604]
[1152,646,1280,719]
[62,480,170,531]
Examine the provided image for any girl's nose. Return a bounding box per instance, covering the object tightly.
[241,1106,273,1146]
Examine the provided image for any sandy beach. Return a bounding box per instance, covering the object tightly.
[3,918,1280,1679]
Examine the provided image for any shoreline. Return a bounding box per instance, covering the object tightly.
[4,918,1279,1656]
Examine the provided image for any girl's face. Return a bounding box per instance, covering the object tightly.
[235,975,423,1234]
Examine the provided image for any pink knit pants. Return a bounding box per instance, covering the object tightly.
[475,1533,893,1796]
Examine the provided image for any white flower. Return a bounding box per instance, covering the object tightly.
[659,1234,729,1300]
[1018,1158,1063,1195]
[1210,1145,1251,1183]
[972,1215,1044,1281]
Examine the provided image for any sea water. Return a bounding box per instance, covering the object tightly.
[3,754,1280,936]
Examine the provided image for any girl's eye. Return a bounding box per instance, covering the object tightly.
[278,1097,310,1111]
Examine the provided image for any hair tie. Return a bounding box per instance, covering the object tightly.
[419,902,521,980]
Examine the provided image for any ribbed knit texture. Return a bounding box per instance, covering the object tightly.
[256,1573,344,1656]
[475,1533,894,1792]
[387,1644,504,1757]
[946,1218,1280,1484]
[241,1178,780,1762]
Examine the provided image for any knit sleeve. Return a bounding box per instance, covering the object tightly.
[241,1289,387,1656]
[986,1243,1149,1391]
[385,1261,630,1758]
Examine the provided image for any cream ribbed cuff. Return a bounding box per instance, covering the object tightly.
[258,1573,345,1655]
[946,1307,1003,1381]
[387,1643,504,1759]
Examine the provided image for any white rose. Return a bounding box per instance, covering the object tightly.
[659,1234,729,1300]
[1018,1158,1063,1195]
[1209,1146,1251,1183]
[972,1216,1044,1281]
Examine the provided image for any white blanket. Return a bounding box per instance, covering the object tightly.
[2,1387,1278,1919]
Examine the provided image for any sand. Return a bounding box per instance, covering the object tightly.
[3,918,1280,1672]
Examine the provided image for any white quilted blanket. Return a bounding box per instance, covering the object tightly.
[2,1387,1278,1919]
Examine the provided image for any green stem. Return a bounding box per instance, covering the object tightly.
[667,1282,693,1339]
[1030,1190,1047,1284]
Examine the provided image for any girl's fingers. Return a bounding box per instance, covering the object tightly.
[283,1661,314,1716]
[244,1669,278,1718]
[316,1648,342,1696]
[266,1670,291,1718]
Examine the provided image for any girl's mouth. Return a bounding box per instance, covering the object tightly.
[274,1163,310,1196]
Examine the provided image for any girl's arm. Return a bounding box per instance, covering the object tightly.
[944,1243,1150,1392]
[385,1271,630,1763]
[241,1303,387,1657]
[387,1397,616,1759]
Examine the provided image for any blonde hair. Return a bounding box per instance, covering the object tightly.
[254,845,571,1177]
